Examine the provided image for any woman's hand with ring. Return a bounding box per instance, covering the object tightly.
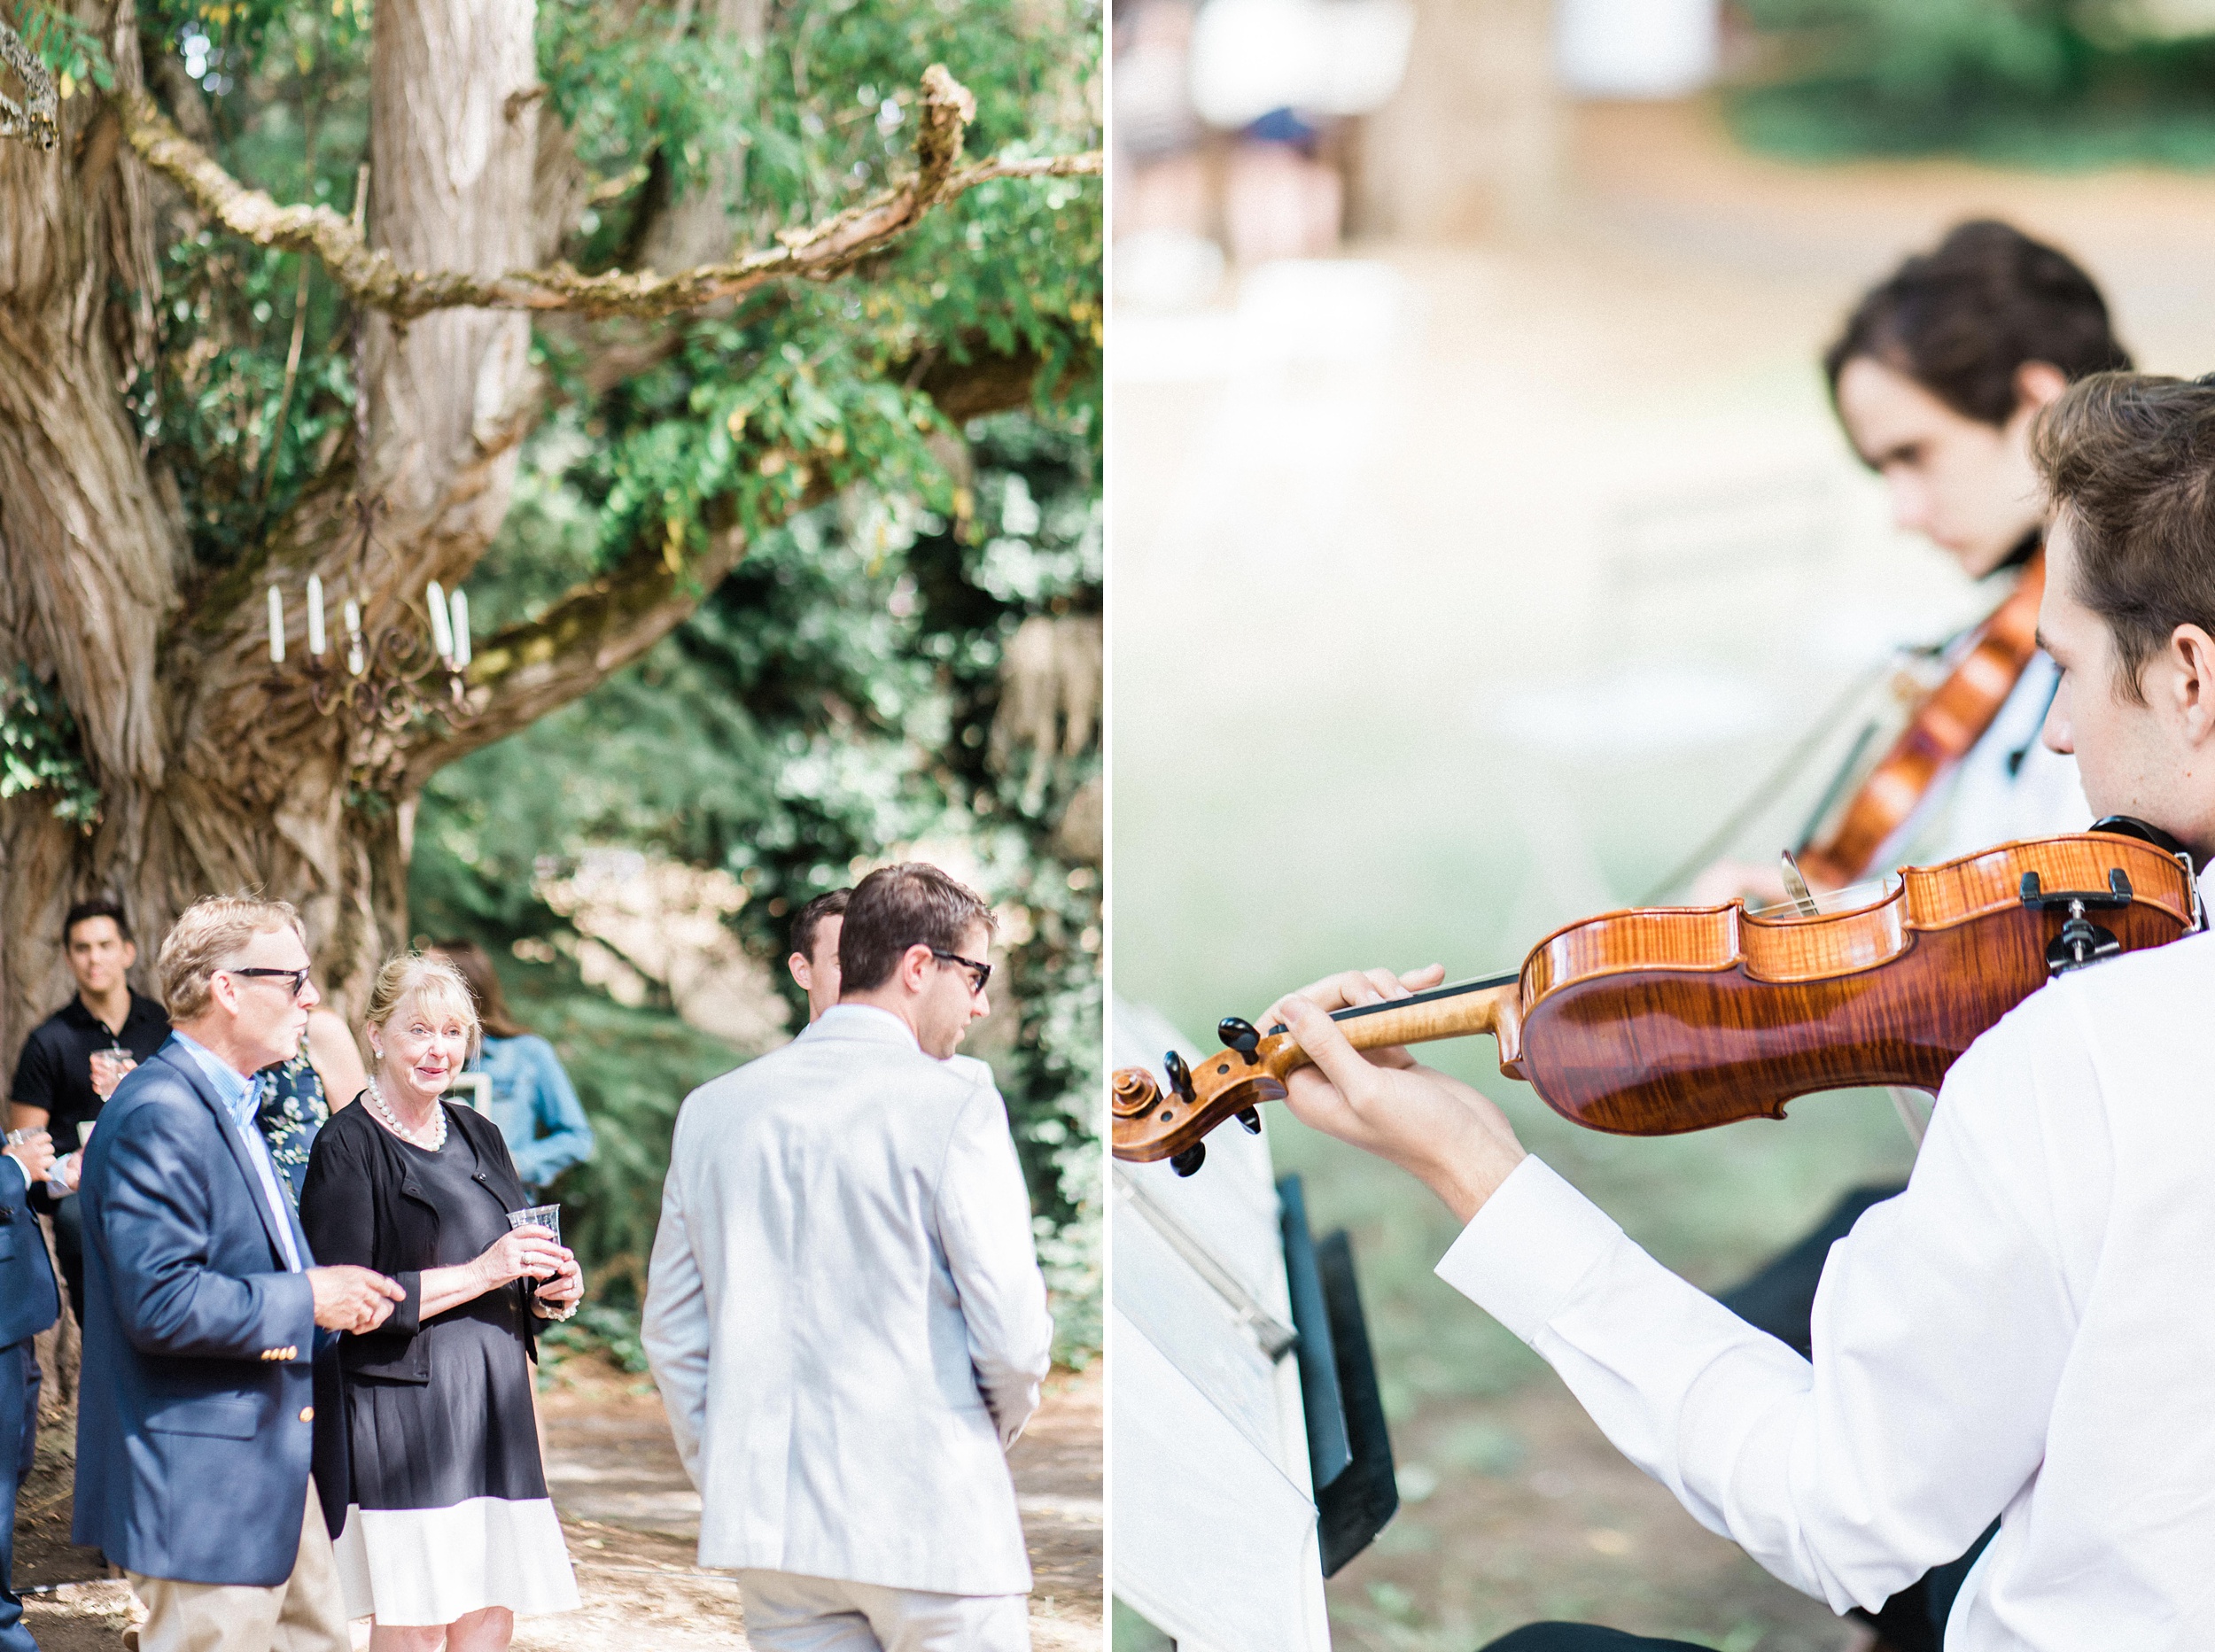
[475,1227,567,1291]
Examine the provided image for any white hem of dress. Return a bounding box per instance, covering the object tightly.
[333,1497,580,1625]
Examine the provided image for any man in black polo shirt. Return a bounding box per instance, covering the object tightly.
[7,899,170,1323]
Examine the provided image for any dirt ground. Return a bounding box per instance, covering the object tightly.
[12,1354,1101,1650]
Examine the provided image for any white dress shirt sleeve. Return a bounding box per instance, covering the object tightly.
[1435,1012,2089,1617]
[936,1084,1054,1448]
[642,1113,713,1486]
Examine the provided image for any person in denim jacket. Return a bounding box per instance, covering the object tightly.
[430,941,595,1194]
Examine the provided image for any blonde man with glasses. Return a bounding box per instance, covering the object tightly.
[73,896,403,1652]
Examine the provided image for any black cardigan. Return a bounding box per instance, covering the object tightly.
[299,1097,540,1383]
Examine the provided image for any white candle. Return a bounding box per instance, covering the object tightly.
[267,586,285,663]
[344,599,364,676]
[449,589,470,669]
[307,575,326,655]
[426,581,455,660]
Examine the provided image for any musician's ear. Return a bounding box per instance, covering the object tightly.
[2012,361,2070,416]
[2163,623,2215,744]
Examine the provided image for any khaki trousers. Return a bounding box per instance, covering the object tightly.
[129,1488,349,1652]
[738,1569,1030,1651]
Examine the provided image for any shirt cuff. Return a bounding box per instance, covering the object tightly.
[1434,1156,1626,1343]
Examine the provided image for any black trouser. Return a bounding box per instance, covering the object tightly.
[1717,1183,1994,1652]
[49,1194,85,1329]
[1481,1628,1709,1651]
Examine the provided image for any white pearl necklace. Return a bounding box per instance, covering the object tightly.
[366,1078,447,1152]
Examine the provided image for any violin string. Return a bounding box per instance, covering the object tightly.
[1326,970,1520,1025]
[1636,658,1892,906]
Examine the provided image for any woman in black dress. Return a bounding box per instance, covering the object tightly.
[300,954,583,1649]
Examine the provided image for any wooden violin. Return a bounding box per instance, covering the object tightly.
[1113,828,2201,1170]
[1795,550,2046,888]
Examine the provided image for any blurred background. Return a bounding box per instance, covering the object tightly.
[1111,2,2215,1648]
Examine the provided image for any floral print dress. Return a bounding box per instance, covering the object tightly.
[255,1049,330,1208]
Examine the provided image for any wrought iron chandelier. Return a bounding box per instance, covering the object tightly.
[262,501,481,733]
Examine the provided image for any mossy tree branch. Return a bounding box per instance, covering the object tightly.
[120,65,1100,322]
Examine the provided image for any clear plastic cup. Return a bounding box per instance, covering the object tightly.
[509,1205,572,1318]
[506,1204,560,1243]
[89,1044,136,1099]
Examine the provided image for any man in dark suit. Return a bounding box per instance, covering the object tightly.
[74,896,403,1652]
[0,1125,59,1652]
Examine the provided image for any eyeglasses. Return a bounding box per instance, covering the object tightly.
[224,966,313,1000]
[929,950,992,995]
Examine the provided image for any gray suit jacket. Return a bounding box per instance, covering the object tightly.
[641,1005,1053,1595]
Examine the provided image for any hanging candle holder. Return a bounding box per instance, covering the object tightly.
[264,555,480,734]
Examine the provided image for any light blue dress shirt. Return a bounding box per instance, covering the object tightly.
[474,1033,595,1191]
[171,1031,302,1273]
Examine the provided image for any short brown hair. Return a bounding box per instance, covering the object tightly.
[789,889,850,963]
[836,864,995,994]
[158,896,307,1021]
[433,938,527,1039]
[2032,371,2215,704]
[1827,221,2130,426]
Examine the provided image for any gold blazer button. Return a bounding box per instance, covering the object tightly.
[299,1406,315,1422]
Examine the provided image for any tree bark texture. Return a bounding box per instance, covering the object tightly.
[0,0,1067,1075]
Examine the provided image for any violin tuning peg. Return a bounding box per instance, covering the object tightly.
[1170,1143,1207,1177]
[1235,1108,1262,1134]
[1217,1016,1262,1065]
[1162,1049,1196,1105]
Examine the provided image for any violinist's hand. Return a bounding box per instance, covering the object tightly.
[1271,968,1527,1225]
[1262,965,1446,1069]
[1688,858,1790,909]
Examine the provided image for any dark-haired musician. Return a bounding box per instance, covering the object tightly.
[1695,218,2129,910]
[1272,370,2215,1651]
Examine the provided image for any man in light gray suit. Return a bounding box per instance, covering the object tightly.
[643,862,1053,1651]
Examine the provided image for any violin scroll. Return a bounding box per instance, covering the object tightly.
[1111,1042,1291,1165]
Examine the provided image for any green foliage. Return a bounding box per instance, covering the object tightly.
[137,237,355,566]
[0,665,102,829]
[6,0,114,91]
[1731,0,2215,165]
[540,1301,653,1375]
[540,0,1100,242]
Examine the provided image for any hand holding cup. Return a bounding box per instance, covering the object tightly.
[88,1045,136,1101]
[3,1129,54,1184]
[476,1225,570,1291]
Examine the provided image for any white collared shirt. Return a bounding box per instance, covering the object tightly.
[1435,923,2215,1652]
[811,1002,920,1047]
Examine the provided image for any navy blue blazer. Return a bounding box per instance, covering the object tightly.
[0,1162,59,1350]
[72,1037,330,1586]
